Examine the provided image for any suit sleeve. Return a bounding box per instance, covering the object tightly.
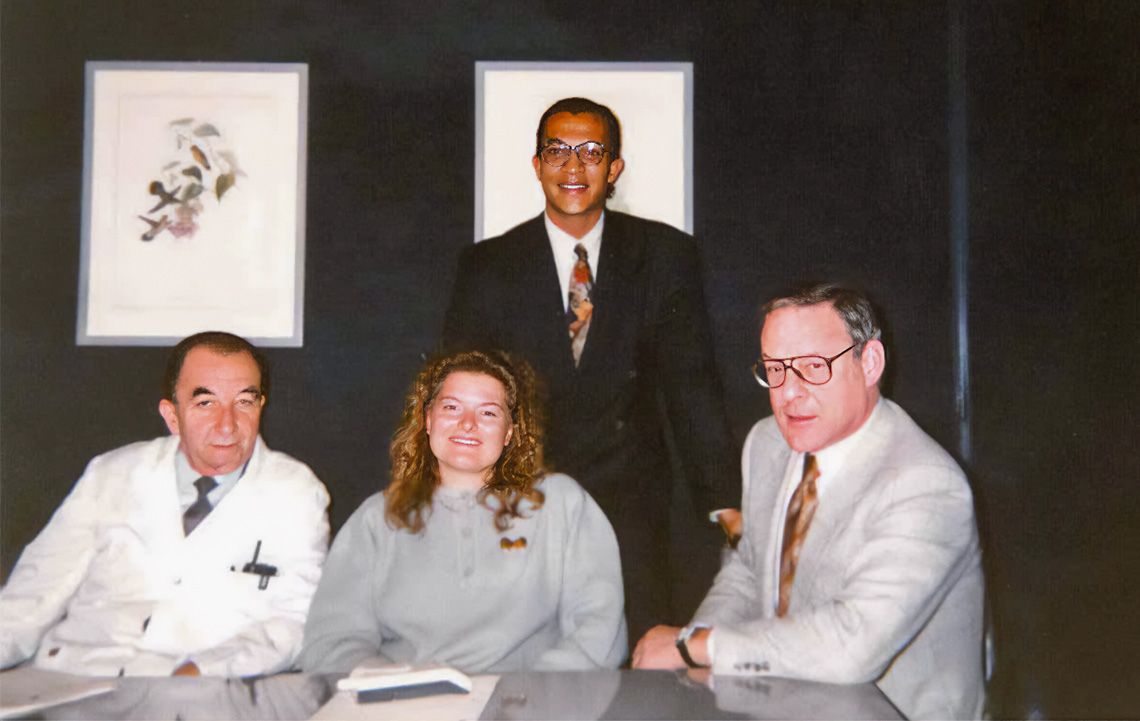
[0,460,103,668]
[691,428,764,628]
[441,244,491,353]
[297,496,392,674]
[707,464,981,683]
[654,236,740,513]
[532,478,628,670]
[186,468,330,677]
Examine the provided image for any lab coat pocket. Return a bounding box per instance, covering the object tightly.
[142,571,265,654]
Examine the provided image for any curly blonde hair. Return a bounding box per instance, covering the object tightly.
[386,349,545,533]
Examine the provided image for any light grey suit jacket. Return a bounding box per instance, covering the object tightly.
[693,399,985,720]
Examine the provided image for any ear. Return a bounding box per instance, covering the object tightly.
[532,154,542,181]
[859,339,886,387]
[606,157,625,185]
[504,424,514,447]
[424,408,433,435]
[158,399,180,436]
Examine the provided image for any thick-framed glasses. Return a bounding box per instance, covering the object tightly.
[751,343,858,389]
[539,141,609,167]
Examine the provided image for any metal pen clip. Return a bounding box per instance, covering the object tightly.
[240,540,278,590]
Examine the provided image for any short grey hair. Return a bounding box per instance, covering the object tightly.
[761,283,883,357]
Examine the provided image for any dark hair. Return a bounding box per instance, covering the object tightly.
[761,283,883,357]
[164,331,268,401]
[386,350,545,533]
[535,97,623,200]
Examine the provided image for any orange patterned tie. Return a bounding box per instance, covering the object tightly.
[567,243,594,366]
[777,454,819,617]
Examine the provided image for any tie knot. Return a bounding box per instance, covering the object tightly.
[574,243,589,262]
[802,454,819,483]
[194,476,217,498]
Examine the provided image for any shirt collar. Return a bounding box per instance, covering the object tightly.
[811,397,884,486]
[544,210,604,265]
[175,449,247,507]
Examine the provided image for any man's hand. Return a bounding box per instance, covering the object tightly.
[632,625,686,669]
[172,661,200,676]
[717,508,743,547]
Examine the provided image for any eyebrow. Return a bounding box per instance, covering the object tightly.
[188,386,261,398]
[437,396,504,410]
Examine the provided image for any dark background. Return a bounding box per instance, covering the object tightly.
[2,2,1136,717]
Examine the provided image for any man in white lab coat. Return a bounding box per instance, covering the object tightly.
[0,332,330,677]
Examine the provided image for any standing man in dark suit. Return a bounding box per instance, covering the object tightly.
[442,97,740,643]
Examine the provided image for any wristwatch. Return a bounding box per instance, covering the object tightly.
[675,624,709,669]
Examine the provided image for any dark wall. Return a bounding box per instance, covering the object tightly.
[2,1,1135,716]
[966,2,1139,716]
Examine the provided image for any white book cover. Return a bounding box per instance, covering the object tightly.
[335,662,473,694]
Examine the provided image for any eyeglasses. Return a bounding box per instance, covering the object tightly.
[751,343,858,389]
[539,141,609,167]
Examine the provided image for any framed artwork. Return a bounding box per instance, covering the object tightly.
[475,61,693,241]
[77,61,308,346]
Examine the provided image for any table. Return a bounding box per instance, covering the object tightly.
[0,667,902,720]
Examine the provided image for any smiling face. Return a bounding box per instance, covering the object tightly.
[158,347,265,476]
[425,371,514,490]
[532,111,625,238]
[761,303,884,453]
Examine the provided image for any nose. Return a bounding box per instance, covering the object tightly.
[564,148,586,172]
[777,368,808,402]
[216,404,236,434]
[459,410,476,430]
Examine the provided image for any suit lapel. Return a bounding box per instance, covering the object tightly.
[514,216,578,377]
[792,405,895,597]
[576,212,645,374]
[746,427,793,617]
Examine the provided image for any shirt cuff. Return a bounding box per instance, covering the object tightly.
[708,508,732,523]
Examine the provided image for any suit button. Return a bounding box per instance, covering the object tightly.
[615,420,625,431]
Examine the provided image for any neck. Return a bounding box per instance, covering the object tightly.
[546,206,602,239]
[438,469,487,492]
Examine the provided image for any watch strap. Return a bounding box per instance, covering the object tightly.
[675,625,709,669]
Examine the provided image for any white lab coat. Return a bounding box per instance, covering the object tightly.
[0,435,329,677]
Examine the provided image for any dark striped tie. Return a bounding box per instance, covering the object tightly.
[182,476,217,536]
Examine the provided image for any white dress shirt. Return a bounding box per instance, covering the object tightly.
[544,211,604,312]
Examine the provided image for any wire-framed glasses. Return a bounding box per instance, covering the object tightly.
[539,141,609,167]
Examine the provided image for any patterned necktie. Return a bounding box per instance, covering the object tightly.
[777,454,820,617]
[566,243,595,366]
[182,476,218,536]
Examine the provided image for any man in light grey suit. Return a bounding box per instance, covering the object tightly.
[633,283,985,720]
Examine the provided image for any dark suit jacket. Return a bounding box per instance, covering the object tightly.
[442,212,739,627]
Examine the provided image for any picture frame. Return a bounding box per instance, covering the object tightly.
[474,61,693,241]
[77,61,308,346]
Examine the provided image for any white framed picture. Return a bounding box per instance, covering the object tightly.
[77,61,308,346]
[475,61,693,241]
